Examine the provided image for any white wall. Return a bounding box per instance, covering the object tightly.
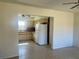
[73,12,79,48]
[53,15,74,49]
[0,1,74,58]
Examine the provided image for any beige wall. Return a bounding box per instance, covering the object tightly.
[0,3,18,58]
[0,1,74,58]
[0,5,4,58]
[73,12,79,48]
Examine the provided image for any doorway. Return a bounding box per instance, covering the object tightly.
[18,15,53,47]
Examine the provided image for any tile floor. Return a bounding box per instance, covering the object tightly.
[8,41,79,59]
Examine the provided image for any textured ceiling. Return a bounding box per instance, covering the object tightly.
[0,0,79,12]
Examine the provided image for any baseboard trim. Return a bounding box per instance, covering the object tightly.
[5,56,19,59]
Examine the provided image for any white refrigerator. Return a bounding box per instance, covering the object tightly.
[35,23,47,45]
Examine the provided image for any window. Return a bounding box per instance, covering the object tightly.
[18,15,30,32]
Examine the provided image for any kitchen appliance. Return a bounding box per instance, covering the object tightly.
[35,23,47,45]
